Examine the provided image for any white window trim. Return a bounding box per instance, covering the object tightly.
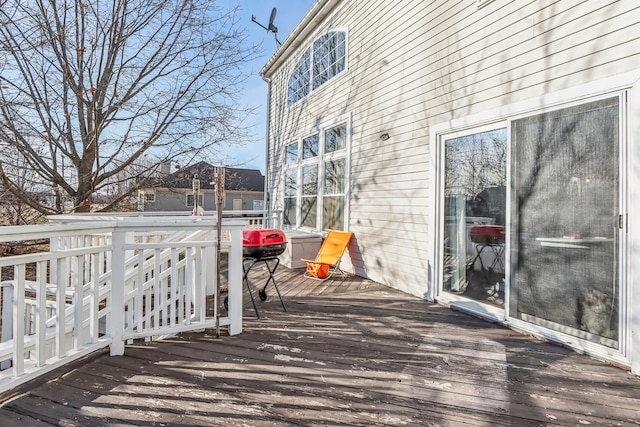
[283,113,351,232]
[144,191,156,202]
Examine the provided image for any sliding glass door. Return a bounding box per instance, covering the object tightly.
[511,97,620,347]
[439,96,623,349]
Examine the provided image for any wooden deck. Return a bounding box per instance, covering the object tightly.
[1,264,640,426]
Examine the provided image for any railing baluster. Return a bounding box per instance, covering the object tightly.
[73,254,82,351]
[136,251,144,333]
[153,248,161,330]
[195,246,205,323]
[185,248,193,325]
[90,252,100,344]
[170,249,178,328]
[12,264,26,377]
[55,257,67,358]
[35,261,47,367]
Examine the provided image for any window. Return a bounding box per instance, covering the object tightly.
[138,191,155,209]
[253,199,264,210]
[284,169,298,227]
[287,50,310,107]
[287,31,346,107]
[285,142,298,164]
[283,121,349,231]
[303,134,319,159]
[186,193,204,208]
[325,124,346,153]
[323,158,346,230]
[312,32,346,90]
[301,164,318,228]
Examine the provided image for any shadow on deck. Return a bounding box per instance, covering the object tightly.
[1,265,639,426]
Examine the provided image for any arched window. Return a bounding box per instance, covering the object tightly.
[287,31,346,107]
[312,31,346,89]
[287,50,310,107]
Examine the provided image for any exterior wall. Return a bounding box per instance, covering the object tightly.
[140,189,264,212]
[263,0,640,301]
[423,0,640,123]
[265,0,431,296]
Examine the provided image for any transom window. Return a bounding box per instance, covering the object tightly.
[283,121,349,231]
[287,31,346,107]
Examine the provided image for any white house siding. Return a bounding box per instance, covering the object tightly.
[424,0,640,123]
[264,0,432,296]
[262,0,640,298]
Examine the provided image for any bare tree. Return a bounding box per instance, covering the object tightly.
[0,145,48,224]
[0,184,44,225]
[0,0,258,214]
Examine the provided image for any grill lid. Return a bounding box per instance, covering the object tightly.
[242,228,287,247]
[242,229,287,258]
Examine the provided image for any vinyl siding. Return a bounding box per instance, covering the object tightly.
[141,189,263,213]
[263,0,640,297]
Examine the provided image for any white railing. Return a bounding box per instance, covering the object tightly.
[0,216,245,394]
[51,209,284,230]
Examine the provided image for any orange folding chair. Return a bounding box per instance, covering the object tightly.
[302,230,353,280]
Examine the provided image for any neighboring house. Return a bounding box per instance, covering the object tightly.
[260,0,640,374]
[137,161,264,212]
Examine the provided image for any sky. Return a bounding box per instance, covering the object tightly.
[217,0,317,173]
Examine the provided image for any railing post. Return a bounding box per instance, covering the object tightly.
[227,226,243,336]
[110,229,126,356]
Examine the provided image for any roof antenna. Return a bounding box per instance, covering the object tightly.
[252,7,281,47]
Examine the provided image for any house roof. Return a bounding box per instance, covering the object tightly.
[141,161,264,192]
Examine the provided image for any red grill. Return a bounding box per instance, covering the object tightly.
[470,225,505,245]
[242,228,287,259]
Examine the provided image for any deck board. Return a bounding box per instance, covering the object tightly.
[1,267,640,426]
